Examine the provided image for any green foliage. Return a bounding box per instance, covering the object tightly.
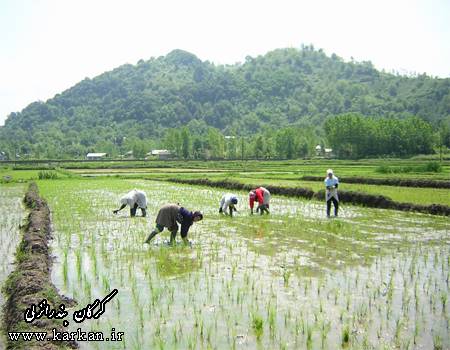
[422,161,443,172]
[325,114,435,158]
[375,161,442,174]
[38,170,58,179]
[0,47,448,159]
[342,325,350,346]
[251,313,264,340]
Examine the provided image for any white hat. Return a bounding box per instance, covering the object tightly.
[326,169,333,175]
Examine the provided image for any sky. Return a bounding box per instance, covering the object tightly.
[0,0,449,126]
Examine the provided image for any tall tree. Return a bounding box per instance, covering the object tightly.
[181,127,191,159]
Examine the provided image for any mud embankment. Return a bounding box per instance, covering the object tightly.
[301,176,450,189]
[167,178,450,216]
[168,178,315,199]
[2,183,77,349]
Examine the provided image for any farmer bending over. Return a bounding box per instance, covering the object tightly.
[113,189,147,217]
[144,204,203,245]
[219,193,238,217]
[249,187,271,215]
[325,169,339,217]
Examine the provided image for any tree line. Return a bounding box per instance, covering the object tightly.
[324,114,440,159]
[0,47,449,159]
[0,113,447,160]
[163,124,316,160]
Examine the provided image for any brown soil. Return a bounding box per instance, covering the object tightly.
[2,183,77,349]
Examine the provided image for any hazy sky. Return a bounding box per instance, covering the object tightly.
[0,0,449,125]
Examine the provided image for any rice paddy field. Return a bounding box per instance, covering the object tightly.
[0,184,26,347]
[218,176,450,206]
[26,177,449,350]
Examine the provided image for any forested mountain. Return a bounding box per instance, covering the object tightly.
[1,46,449,159]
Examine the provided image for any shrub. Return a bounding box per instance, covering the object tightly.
[421,161,442,173]
[38,170,58,179]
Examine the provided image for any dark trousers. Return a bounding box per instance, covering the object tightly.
[257,204,269,215]
[326,197,339,217]
[130,203,138,217]
[130,204,146,217]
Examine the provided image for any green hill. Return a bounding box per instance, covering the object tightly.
[1,46,449,159]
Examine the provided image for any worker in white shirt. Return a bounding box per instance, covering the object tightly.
[219,193,238,217]
[324,169,339,217]
[113,189,147,217]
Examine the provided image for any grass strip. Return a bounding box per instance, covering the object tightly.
[301,176,450,189]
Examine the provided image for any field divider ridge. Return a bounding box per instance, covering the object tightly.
[301,175,450,189]
[163,178,450,216]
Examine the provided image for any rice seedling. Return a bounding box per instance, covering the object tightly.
[267,304,276,337]
[440,292,447,310]
[433,334,443,350]
[251,313,264,341]
[282,268,291,286]
[62,250,69,286]
[306,324,313,349]
[341,325,350,347]
[19,177,448,350]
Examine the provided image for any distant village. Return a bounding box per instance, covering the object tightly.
[85,150,172,161]
[0,146,336,161]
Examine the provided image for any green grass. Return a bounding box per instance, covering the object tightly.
[0,167,78,182]
[30,177,450,349]
[6,158,450,179]
[237,177,450,206]
[3,158,450,206]
[44,157,450,206]
[138,173,450,206]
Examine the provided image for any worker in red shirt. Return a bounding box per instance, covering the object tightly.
[249,187,271,215]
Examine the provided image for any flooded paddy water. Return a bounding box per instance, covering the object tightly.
[0,184,26,348]
[36,178,449,349]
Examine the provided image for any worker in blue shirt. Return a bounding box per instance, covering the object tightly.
[144,204,203,245]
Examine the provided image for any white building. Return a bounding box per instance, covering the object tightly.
[149,150,172,160]
[324,148,333,158]
[86,153,107,160]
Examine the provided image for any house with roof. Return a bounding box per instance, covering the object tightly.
[147,149,172,160]
[86,153,107,160]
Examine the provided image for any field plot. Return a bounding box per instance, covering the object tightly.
[230,176,450,206]
[38,179,450,350]
[0,184,26,297]
[0,184,26,347]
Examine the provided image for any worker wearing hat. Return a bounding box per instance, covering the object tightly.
[113,189,147,217]
[324,169,339,217]
[219,193,239,217]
